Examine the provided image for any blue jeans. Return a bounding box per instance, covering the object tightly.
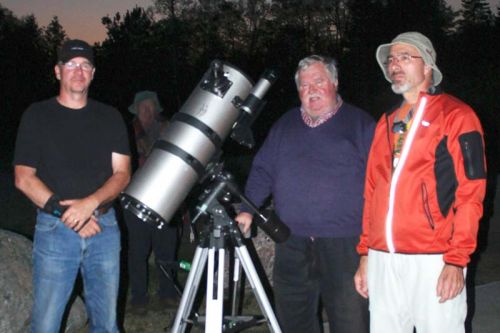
[30,209,121,333]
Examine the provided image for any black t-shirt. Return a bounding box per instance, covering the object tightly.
[13,97,130,199]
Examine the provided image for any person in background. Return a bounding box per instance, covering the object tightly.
[13,39,131,332]
[125,90,179,314]
[354,31,487,333]
[236,55,373,333]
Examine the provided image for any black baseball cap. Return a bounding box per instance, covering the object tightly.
[57,39,94,65]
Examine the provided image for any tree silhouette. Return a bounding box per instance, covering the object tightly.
[459,0,494,26]
[0,7,54,162]
[0,0,498,171]
[451,0,499,176]
[44,16,66,63]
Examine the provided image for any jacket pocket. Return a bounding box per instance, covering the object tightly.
[459,131,486,180]
[421,182,435,230]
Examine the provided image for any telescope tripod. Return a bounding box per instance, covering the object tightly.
[170,177,281,332]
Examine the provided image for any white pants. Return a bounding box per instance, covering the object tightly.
[367,250,467,333]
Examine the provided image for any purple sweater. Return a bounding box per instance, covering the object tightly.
[243,103,375,237]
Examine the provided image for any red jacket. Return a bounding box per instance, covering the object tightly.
[357,91,486,267]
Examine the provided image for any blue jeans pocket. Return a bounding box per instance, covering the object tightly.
[35,213,60,232]
[99,209,118,227]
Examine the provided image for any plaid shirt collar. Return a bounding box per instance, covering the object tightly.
[301,95,343,128]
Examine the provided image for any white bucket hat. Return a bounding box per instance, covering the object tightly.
[128,90,163,115]
[376,31,442,86]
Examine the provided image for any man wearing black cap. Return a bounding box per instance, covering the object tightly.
[13,39,131,332]
[354,32,486,332]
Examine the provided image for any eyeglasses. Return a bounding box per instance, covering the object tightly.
[384,53,422,66]
[59,61,94,72]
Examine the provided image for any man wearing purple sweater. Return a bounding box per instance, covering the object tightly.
[236,55,374,333]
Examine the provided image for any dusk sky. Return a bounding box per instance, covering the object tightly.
[2,0,499,44]
[2,0,154,44]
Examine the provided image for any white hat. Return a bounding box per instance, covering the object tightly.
[376,31,442,86]
[128,90,163,114]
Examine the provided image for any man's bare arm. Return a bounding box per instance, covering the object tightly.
[14,165,53,208]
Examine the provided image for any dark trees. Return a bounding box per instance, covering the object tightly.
[0,0,498,169]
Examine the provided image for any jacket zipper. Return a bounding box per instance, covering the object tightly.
[463,140,475,178]
[385,96,428,253]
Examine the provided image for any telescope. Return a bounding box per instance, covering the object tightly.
[121,61,290,332]
[120,60,278,230]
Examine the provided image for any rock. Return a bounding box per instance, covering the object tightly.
[0,229,32,332]
[64,297,87,333]
[0,229,87,333]
[250,228,275,286]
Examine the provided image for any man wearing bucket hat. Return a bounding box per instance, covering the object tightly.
[128,91,165,167]
[14,39,131,332]
[354,32,486,332]
[124,91,180,314]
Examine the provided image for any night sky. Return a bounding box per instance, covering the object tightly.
[3,0,500,44]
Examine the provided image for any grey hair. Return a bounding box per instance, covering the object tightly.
[294,55,339,89]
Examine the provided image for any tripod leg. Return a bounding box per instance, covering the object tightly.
[205,248,225,333]
[231,257,241,316]
[171,246,208,333]
[235,245,282,333]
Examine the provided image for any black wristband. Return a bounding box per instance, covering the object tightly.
[43,194,67,217]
